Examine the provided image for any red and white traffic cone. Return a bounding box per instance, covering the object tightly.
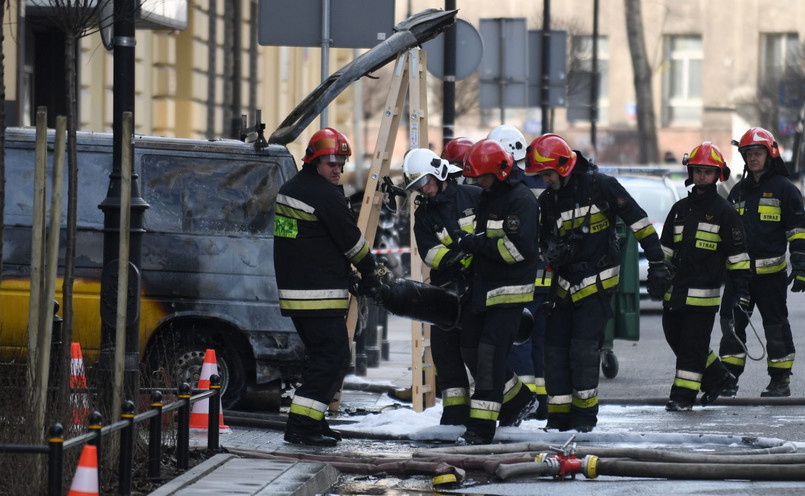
[70,342,89,428]
[67,444,99,496]
[189,349,230,433]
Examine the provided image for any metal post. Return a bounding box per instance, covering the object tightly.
[98,0,149,412]
[590,0,600,155]
[208,375,222,451]
[118,400,135,495]
[442,0,457,147]
[148,391,163,478]
[88,411,103,493]
[176,383,191,470]
[320,0,331,127]
[541,0,551,133]
[47,423,64,496]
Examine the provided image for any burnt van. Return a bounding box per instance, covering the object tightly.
[0,9,455,409]
[1,129,302,408]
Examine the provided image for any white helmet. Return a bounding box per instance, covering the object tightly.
[488,125,527,163]
[402,148,462,191]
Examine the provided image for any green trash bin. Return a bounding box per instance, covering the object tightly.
[602,219,641,378]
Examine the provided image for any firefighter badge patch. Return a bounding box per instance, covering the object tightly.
[505,215,521,232]
[732,226,744,243]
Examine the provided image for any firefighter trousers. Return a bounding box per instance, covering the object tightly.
[663,308,732,404]
[719,271,795,382]
[460,305,523,441]
[506,295,547,409]
[544,293,611,431]
[431,324,471,425]
[286,316,352,435]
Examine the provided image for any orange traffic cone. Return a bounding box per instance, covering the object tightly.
[67,444,99,496]
[189,349,230,433]
[70,342,89,427]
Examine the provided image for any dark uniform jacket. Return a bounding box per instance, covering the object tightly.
[470,168,539,310]
[728,168,805,275]
[413,180,481,288]
[522,173,552,294]
[660,184,751,312]
[273,165,375,317]
[538,154,663,304]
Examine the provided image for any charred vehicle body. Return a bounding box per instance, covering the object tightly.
[0,9,456,409]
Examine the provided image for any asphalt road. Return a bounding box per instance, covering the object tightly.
[220,291,805,495]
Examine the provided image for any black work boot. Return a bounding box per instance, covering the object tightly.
[665,399,694,412]
[701,372,737,405]
[498,388,537,427]
[321,419,342,441]
[284,429,338,447]
[761,378,791,397]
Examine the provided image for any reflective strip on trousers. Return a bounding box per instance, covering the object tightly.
[768,353,795,370]
[469,400,501,421]
[721,353,747,367]
[289,395,329,421]
[548,394,572,414]
[502,376,523,403]
[572,388,599,409]
[442,387,470,407]
[674,369,703,392]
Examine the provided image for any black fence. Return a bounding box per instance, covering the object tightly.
[0,375,225,495]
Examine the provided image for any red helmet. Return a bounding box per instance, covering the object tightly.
[733,127,780,159]
[302,128,352,164]
[441,137,474,166]
[682,141,730,183]
[525,134,577,177]
[463,139,513,181]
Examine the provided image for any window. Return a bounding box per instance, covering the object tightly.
[663,36,702,125]
[568,35,609,124]
[760,33,800,83]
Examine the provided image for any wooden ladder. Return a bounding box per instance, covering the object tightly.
[330,47,436,413]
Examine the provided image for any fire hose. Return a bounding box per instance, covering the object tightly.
[413,436,805,482]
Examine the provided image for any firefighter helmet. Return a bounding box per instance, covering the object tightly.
[463,139,513,181]
[441,137,474,166]
[487,125,527,162]
[525,133,577,177]
[682,141,730,184]
[733,127,780,159]
[402,148,461,191]
[302,127,352,165]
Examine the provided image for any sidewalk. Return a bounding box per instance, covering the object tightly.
[150,316,420,495]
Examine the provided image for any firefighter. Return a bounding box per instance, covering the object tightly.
[659,142,751,411]
[452,139,539,444]
[273,128,379,446]
[488,124,549,421]
[718,127,805,397]
[526,133,665,432]
[402,147,480,425]
[441,137,474,169]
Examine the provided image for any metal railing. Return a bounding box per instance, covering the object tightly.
[0,374,225,495]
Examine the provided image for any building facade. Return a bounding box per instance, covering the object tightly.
[3,1,805,167]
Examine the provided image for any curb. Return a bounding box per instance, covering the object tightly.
[148,453,339,495]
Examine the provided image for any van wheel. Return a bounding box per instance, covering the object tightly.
[148,341,246,409]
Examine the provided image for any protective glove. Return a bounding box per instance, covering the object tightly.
[791,270,805,292]
[438,249,465,271]
[544,239,575,267]
[357,271,382,301]
[452,231,483,254]
[348,270,361,296]
[646,261,672,300]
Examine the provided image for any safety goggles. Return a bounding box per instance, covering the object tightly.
[405,174,429,191]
